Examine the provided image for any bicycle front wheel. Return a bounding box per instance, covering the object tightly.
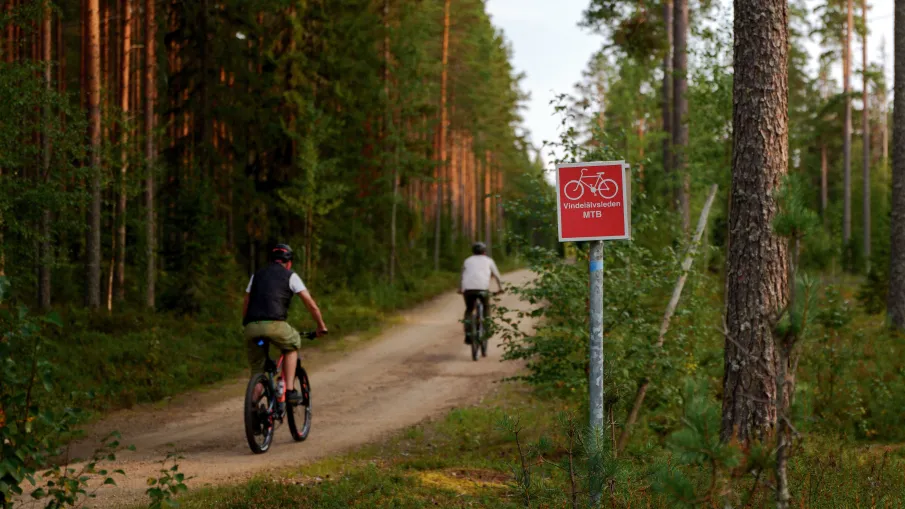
[287,362,312,442]
[244,373,276,454]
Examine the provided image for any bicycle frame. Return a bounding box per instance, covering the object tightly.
[578,169,605,188]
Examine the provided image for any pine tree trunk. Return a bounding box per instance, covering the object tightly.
[384,0,397,283]
[862,0,871,273]
[451,129,459,238]
[672,0,690,234]
[107,200,115,311]
[888,0,905,329]
[484,152,492,257]
[199,0,211,178]
[883,81,889,171]
[86,0,102,308]
[722,0,789,443]
[475,151,482,244]
[81,0,87,110]
[144,0,156,309]
[662,0,673,178]
[821,144,829,218]
[116,0,131,303]
[843,0,853,247]
[459,134,466,237]
[38,0,52,310]
[435,0,450,271]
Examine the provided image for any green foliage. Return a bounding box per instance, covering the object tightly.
[0,58,89,300]
[496,412,624,508]
[651,380,743,508]
[30,433,128,509]
[774,174,822,241]
[0,277,124,507]
[146,453,192,509]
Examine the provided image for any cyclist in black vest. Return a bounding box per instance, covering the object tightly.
[243,244,328,404]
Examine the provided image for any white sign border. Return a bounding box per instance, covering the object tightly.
[555,160,631,243]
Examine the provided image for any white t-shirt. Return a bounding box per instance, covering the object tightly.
[246,273,307,294]
[460,255,501,291]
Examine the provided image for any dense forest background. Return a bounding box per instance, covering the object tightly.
[0,0,553,315]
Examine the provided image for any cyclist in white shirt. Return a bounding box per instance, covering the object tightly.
[458,242,503,344]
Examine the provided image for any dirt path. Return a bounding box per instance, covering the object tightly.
[32,270,534,508]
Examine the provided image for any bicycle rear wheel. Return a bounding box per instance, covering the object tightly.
[287,361,312,442]
[479,320,488,358]
[471,305,481,362]
[244,373,276,454]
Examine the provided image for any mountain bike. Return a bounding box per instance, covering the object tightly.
[562,168,619,201]
[243,331,316,454]
[465,291,502,362]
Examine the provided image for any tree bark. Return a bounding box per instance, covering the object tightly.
[144,0,156,309]
[484,152,492,257]
[862,0,871,273]
[888,0,905,329]
[435,0,450,271]
[116,0,131,303]
[722,0,789,443]
[38,1,52,310]
[662,0,673,178]
[86,0,102,308]
[672,0,690,234]
[843,0,853,247]
[821,144,828,218]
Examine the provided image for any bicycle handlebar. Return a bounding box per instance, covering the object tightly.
[303,331,324,340]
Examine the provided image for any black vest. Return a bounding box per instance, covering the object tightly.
[244,263,296,325]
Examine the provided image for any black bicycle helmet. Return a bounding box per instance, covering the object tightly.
[472,242,487,255]
[270,243,294,263]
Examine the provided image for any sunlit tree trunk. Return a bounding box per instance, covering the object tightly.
[144,0,156,309]
[86,0,102,308]
[434,0,450,271]
[722,0,789,444]
[484,151,492,257]
[116,0,132,303]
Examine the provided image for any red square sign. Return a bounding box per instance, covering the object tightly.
[556,161,630,242]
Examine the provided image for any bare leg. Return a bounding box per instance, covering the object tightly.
[282,350,298,397]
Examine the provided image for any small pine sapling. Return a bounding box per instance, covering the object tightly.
[771,174,821,509]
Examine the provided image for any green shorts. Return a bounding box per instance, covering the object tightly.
[244,321,302,370]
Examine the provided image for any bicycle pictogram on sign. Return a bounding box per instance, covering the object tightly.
[562,168,619,201]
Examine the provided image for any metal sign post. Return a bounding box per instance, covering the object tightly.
[555,161,630,506]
